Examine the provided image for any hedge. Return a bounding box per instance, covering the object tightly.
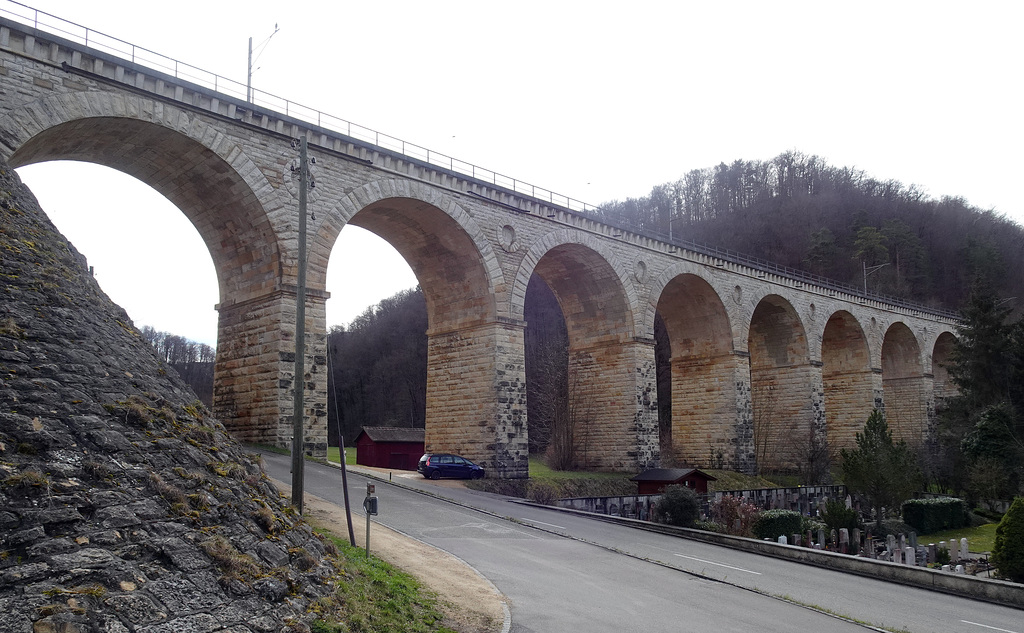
[901,497,968,534]
[753,509,803,541]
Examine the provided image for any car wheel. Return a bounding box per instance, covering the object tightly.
[471,470,483,480]
[429,470,441,480]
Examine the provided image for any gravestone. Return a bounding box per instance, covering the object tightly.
[928,544,937,564]
[791,533,802,547]
[818,529,827,549]
[955,565,965,574]
[904,546,916,566]
[960,538,969,561]
[852,528,861,555]
[839,528,849,554]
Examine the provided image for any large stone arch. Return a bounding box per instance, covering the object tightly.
[1,91,310,451]
[881,321,927,444]
[319,182,524,475]
[748,294,813,472]
[318,179,506,327]
[653,272,747,470]
[3,92,284,305]
[820,310,873,452]
[511,229,657,470]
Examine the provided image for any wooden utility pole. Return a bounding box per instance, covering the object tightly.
[291,136,309,513]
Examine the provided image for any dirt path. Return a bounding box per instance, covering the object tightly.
[272,478,508,633]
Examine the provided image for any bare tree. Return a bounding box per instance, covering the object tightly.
[752,380,779,474]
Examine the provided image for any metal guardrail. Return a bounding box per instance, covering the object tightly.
[0,0,959,321]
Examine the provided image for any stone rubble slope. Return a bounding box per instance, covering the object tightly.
[0,161,342,633]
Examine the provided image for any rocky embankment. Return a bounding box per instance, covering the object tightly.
[0,161,341,632]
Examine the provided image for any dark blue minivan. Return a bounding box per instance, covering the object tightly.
[417,453,485,480]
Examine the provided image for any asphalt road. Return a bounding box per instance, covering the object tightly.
[260,454,1021,633]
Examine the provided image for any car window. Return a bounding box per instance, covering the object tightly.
[438,455,453,464]
[452,457,466,465]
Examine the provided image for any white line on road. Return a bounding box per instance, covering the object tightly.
[674,554,762,575]
[524,519,566,530]
[962,620,1019,633]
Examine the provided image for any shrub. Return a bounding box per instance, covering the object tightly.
[991,496,1024,583]
[819,499,860,533]
[654,485,700,528]
[711,494,760,537]
[753,509,803,541]
[902,497,968,534]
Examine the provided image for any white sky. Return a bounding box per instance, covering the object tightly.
[10,0,1024,347]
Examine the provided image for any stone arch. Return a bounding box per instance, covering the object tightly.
[820,310,873,452]
[4,91,284,307]
[317,182,522,474]
[748,294,812,471]
[510,229,642,334]
[653,272,743,469]
[320,181,505,330]
[881,321,927,444]
[511,229,657,470]
[3,91,300,450]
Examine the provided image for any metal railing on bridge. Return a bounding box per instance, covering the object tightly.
[0,0,959,321]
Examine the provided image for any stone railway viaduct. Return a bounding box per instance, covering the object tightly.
[0,15,958,478]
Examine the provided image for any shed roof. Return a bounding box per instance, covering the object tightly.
[355,426,426,444]
[630,468,717,483]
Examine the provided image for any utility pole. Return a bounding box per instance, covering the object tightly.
[246,37,253,103]
[863,261,890,295]
[291,136,309,514]
[246,24,279,103]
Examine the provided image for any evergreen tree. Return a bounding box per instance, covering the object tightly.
[841,409,922,530]
[991,496,1024,583]
[940,283,1024,499]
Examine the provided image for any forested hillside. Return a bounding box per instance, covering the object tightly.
[595,151,1024,309]
[141,326,215,405]
[326,288,428,445]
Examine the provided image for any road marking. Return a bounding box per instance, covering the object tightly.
[962,621,1019,633]
[673,554,762,575]
[524,519,566,530]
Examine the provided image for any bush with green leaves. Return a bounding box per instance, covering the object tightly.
[753,509,803,541]
[654,484,700,528]
[991,496,1024,582]
[901,497,968,534]
[819,499,860,534]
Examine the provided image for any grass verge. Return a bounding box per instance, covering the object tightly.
[917,522,997,553]
[326,446,354,466]
[309,525,458,633]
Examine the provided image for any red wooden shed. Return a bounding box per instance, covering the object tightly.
[631,468,717,495]
[354,427,426,471]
